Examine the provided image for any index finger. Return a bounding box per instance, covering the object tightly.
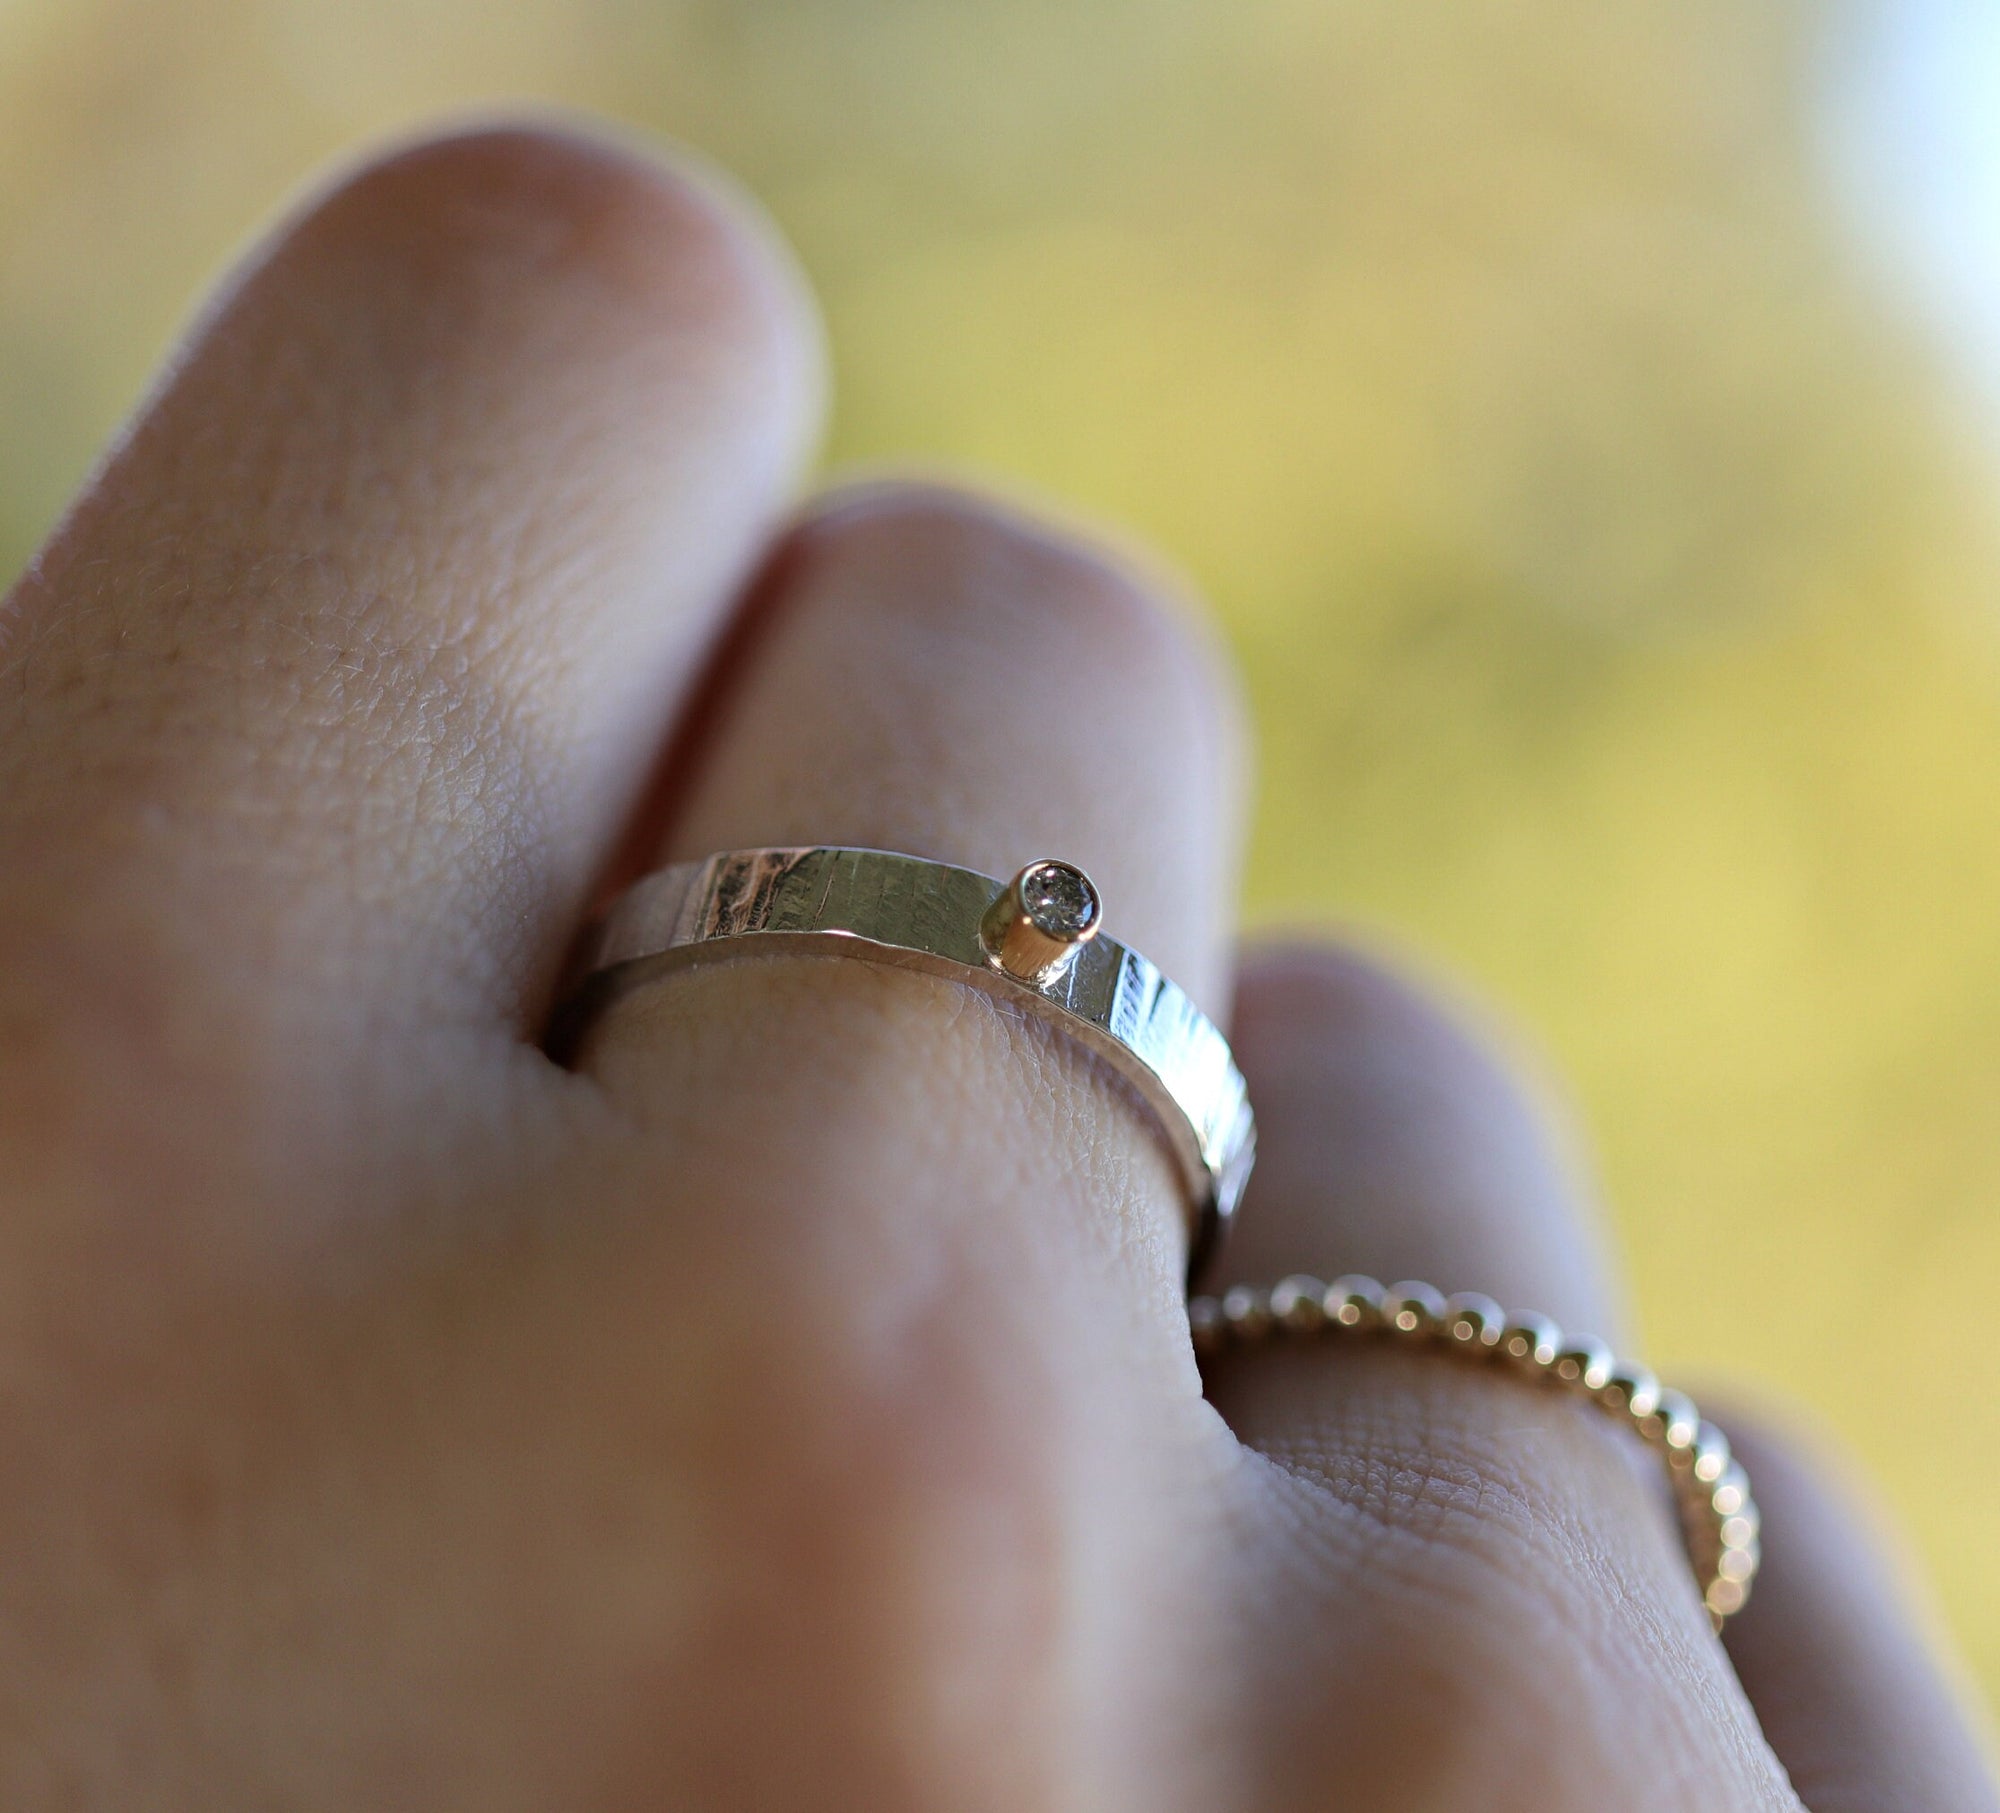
[0,125,821,1238]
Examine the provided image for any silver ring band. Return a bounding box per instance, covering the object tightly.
[555,846,1254,1278]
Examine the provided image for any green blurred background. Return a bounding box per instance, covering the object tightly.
[4,0,1998,1708]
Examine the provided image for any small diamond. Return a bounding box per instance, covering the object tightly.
[1019,861,1098,940]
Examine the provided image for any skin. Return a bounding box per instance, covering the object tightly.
[0,119,1994,1810]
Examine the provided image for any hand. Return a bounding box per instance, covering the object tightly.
[0,122,1992,1810]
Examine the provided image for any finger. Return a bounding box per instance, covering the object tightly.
[1720,1410,2000,1813]
[1204,940,1798,1808]
[1209,937,1619,1332]
[0,125,819,1200]
[574,480,1245,1311]
[557,486,1244,1790]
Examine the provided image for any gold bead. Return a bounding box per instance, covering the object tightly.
[1382,1280,1449,1336]
[1326,1274,1386,1328]
[1599,1362,1662,1421]
[1442,1291,1507,1353]
[1553,1337,1615,1393]
[1720,1504,1760,1550]
[1645,1387,1701,1452]
[1709,1459,1751,1520]
[1690,1422,1733,1486]
[1706,1576,1749,1620]
[1500,1311,1563,1372]
[1716,1541,1759,1583]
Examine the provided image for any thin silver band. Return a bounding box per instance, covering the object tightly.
[556,846,1254,1278]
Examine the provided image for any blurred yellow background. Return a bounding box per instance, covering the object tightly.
[4,0,1998,1709]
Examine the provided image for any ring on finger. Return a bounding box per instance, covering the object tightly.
[553,844,1257,1279]
[1190,1271,1760,1630]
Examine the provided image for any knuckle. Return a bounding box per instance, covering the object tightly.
[1233,937,1528,1110]
[1220,935,1611,1326]
[797,480,1244,759]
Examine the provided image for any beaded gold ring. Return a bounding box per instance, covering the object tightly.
[1188,1274,1759,1630]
